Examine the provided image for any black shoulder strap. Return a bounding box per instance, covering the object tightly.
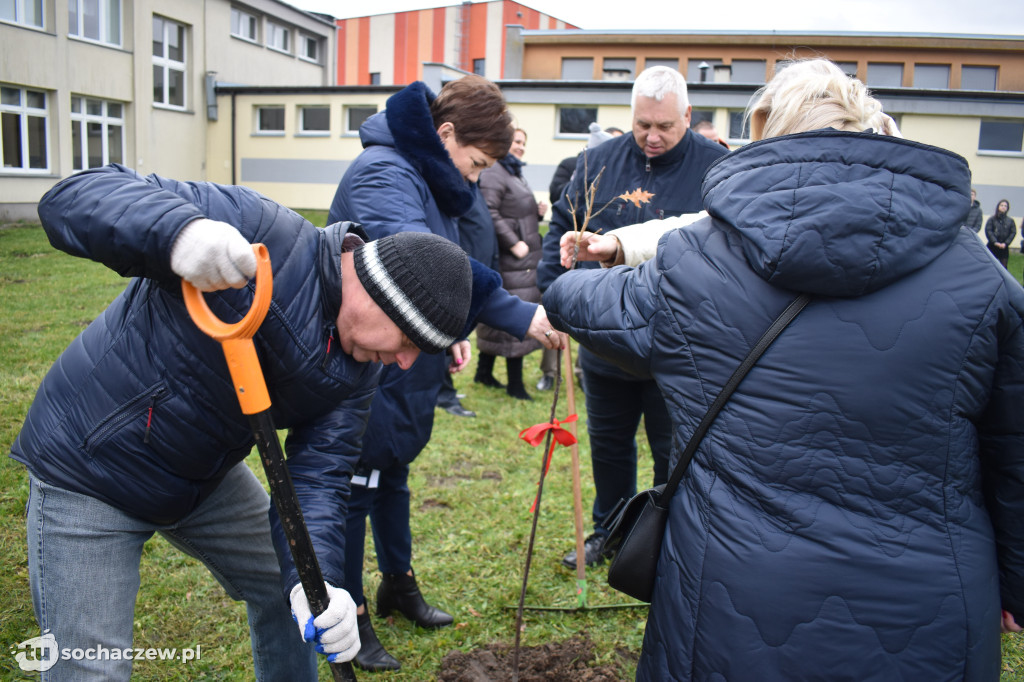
[660,293,811,503]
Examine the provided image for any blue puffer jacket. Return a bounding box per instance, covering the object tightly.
[545,130,1024,681]
[538,129,727,380]
[328,82,535,469]
[12,164,381,595]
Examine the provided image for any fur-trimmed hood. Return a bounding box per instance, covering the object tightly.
[358,82,475,217]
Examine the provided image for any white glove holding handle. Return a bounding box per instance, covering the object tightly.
[289,582,360,663]
[170,218,256,291]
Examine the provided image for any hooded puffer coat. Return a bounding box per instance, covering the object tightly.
[328,82,535,469]
[11,164,381,594]
[545,130,1024,681]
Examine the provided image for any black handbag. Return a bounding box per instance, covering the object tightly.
[605,293,810,602]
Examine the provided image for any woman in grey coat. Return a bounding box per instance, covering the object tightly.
[474,128,550,400]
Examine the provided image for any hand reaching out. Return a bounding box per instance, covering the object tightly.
[527,306,567,350]
[558,231,620,269]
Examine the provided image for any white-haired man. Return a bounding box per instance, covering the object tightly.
[538,65,728,569]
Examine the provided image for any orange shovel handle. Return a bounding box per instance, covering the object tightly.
[181,244,273,415]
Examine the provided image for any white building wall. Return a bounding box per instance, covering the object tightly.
[368,14,396,84]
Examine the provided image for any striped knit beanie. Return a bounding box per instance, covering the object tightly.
[353,232,472,354]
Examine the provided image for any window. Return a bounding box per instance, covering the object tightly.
[602,58,635,81]
[231,8,257,42]
[345,105,376,134]
[962,65,998,91]
[300,33,319,63]
[255,105,284,134]
[728,110,750,142]
[2,0,43,28]
[153,16,186,109]
[688,59,722,83]
[979,120,1023,153]
[558,106,598,136]
[730,60,766,84]
[69,0,121,46]
[71,96,124,170]
[1,84,48,171]
[298,105,329,134]
[472,58,485,76]
[561,58,593,80]
[914,64,950,89]
[267,21,289,53]
[644,58,679,71]
[866,63,903,87]
[369,72,381,85]
[691,109,714,127]
[834,62,858,78]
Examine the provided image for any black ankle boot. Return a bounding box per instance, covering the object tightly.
[376,570,453,629]
[353,612,401,672]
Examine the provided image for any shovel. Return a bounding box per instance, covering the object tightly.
[182,243,357,682]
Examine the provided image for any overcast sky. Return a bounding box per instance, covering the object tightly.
[289,0,1023,35]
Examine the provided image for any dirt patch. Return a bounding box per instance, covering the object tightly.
[437,635,632,681]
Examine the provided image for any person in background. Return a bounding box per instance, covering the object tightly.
[544,57,1024,682]
[327,75,565,672]
[692,119,731,149]
[11,164,479,680]
[474,127,550,400]
[985,198,1015,267]
[965,188,983,232]
[538,65,728,571]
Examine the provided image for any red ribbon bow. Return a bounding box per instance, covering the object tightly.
[519,414,578,512]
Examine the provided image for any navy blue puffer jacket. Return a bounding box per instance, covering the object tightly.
[538,128,727,380]
[328,82,535,469]
[545,130,1024,681]
[12,164,381,594]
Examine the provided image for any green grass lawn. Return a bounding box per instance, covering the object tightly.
[2,218,1024,680]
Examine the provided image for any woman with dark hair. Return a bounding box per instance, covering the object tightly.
[327,75,564,672]
[474,127,551,400]
[546,59,1024,681]
[985,198,1016,266]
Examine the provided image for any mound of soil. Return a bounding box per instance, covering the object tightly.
[437,635,632,681]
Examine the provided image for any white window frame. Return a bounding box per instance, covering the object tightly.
[266,21,290,54]
[978,119,1024,157]
[726,109,751,145]
[71,96,125,171]
[0,84,50,173]
[299,33,320,63]
[298,105,330,136]
[68,0,121,47]
[2,0,43,28]
[255,105,285,135]
[152,16,187,110]
[556,106,598,138]
[344,105,377,134]
[230,7,258,43]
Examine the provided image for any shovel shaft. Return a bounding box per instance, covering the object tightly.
[182,249,356,681]
[250,413,357,682]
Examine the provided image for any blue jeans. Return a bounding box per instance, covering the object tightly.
[26,464,317,681]
[581,368,672,535]
[343,462,412,607]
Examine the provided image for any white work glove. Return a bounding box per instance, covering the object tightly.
[170,218,256,291]
[289,583,360,663]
